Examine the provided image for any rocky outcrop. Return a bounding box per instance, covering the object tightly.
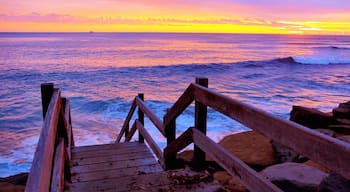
[270,140,307,163]
[0,173,28,192]
[318,173,350,192]
[218,131,278,170]
[261,162,328,192]
[290,106,333,129]
[333,101,350,119]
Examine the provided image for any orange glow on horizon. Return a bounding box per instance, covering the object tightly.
[1,1,350,35]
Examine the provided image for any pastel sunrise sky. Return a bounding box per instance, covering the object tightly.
[1,0,350,34]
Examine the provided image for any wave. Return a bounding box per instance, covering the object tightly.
[320,45,350,50]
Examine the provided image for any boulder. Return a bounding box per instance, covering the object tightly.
[0,182,25,192]
[213,171,248,192]
[290,106,333,129]
[271,140,307,163]
[333,101,350,119]
[327,125,350,135]
[218,131,278,170]
[0,173,28,185]
[335,118,350,125]
[261,162,328,192]
[318,173,350,192]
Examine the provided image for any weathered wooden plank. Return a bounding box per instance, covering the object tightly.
[72,164,163,183]
[70,171,170,192]
[51,138,65,192]
[125,120,138,142]
[164,128,193,160]
[72,142,140,153]
[136,120,164,167]
[72,151,154,166]
[193,83,350,179]
[116,99,137,142]
[72,157,159,174]
[192,128,282,192]
[72,144,150,159]
[25,89,61,192]
[194,78,208,164]
[135,97,165,136]
[163,84,194,126]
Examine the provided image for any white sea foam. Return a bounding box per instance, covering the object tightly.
[294,45,350,65]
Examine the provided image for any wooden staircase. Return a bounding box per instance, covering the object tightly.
[25,78,350,192]
[69,142,169,192]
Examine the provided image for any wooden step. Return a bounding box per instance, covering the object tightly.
[69,142,165,192]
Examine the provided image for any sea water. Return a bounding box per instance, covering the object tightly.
[0,33,350,177]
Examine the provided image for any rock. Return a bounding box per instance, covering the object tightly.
[333,101,350,119]
[290,106,333,129]
[177,150,195,162]
[303,160,330,173]
[219,131,278,170]
[335,118,350,125]
[165,167,225,192]
[261,162,328,192]
[336,135,350,143]
[0,182,25,192]
[271,140,307,163]
[213,171,248,192]
[327,125,350,135]
[318,173,350,192]
[0,173,28,186]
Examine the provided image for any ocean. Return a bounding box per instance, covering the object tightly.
[0,32,350,177]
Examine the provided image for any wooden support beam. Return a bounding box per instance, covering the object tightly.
[193,77,208,166]
[116,99,137,143]
[164,111,176,170]
[138,93,144,143]
[164,127,193,161]
[125,120,138,142]
[41,83,54,119]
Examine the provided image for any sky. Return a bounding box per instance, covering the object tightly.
[0,0,350,34]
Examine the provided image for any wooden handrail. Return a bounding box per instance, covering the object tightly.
[136,120,164,167]
[164,128,193,160]
[125,120,138,142]
[26,89,61,192]
[116,95,166,167]
[135,97,165,136]
[26,84,74,192]
[51,138,65,192]
[163,84,195,126]
[191,128,282,192]
[116,99,137,142]
[115,77,350,190]
[191,83,350,180]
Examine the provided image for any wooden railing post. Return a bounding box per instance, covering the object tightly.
[138,93,144,143]
[193,77,208,166]
[164,109,176,169]
[41,83,54,119]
